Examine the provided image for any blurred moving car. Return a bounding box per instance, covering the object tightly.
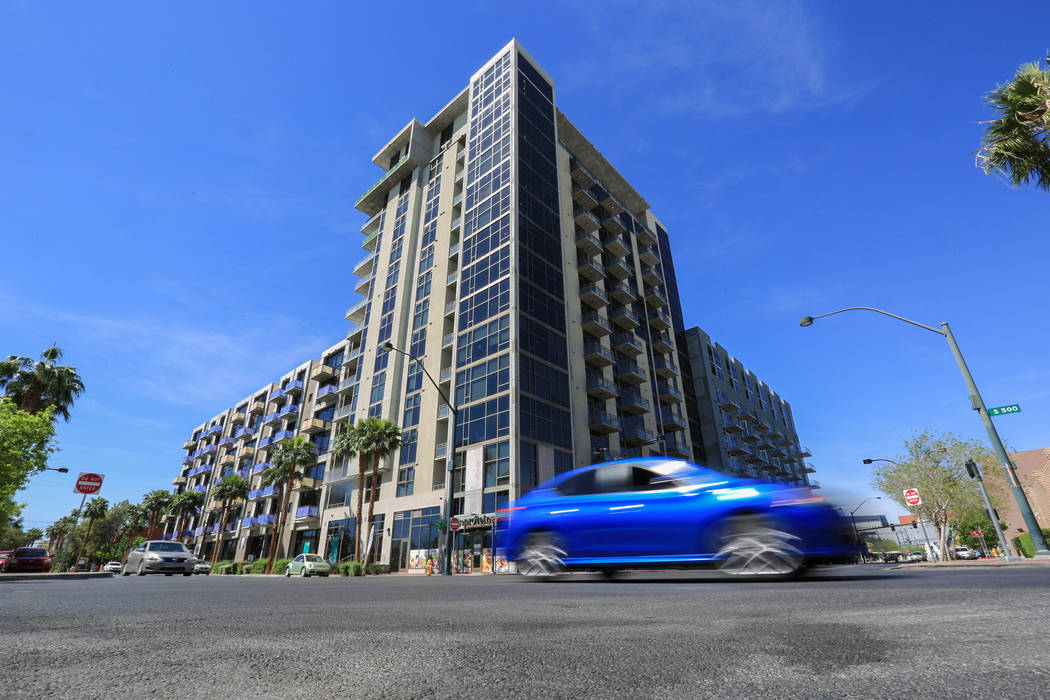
[501,458,857,579]
[1,547,53,573]
[123,540,195,576]
[102,561,122,573]
[285,554,331,577]
[194,561,211,575]
[953,545,979,560]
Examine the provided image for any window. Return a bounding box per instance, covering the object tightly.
[455,395,510,446]
[482,490,509,514]
[554,450,574,475]
[483,440,510,488]
[415,270,432,299]
[556,469,595,496]
[519,441,537,491]
[400,429,417,465]
[457,314,510,366]
[370,372,386,405]
[396,467,415,497]
[458,278,510,329]
[519,395,571,448]
[402,394,421,427]
[455,354,510,406]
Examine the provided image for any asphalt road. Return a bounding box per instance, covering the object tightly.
[3,565,1049,699]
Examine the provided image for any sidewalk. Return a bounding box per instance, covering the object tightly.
[0,572,114,582]
[895,558,1050,569]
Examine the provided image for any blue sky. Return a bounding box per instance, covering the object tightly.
[4,1,1049,528]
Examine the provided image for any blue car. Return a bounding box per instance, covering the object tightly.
[501,458,857,578]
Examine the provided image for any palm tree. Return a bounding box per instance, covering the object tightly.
[23,527,43,546]
[74,497,108,569]
[332,422,369,561]
[0,344,85,420]
[359,418,402,565]
[46,516,73,552]
[210,475,250,566]
[169,491,204,543]
[120,504,147,565]
[261,435,317,574]
[978,56,1050,191]
[141,489,173,536]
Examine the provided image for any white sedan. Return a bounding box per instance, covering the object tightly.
[102,561,122,573]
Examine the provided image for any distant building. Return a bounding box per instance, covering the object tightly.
[1000,448,1050,537]
[678,326,812,485]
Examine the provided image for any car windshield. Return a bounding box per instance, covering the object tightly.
[147,542,188,552]
[16,548,48,557]
[304,555,325,562]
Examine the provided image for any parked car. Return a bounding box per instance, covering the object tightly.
[953,545,979,560]
[1,547,53,573]
[0,551,12,569]
[883,552,901,563]
[101,561,122,574]
[285,554,331,577]
[194,561,211,575]
[907,551,926,562]
[123,540,195,576]
[502,457,858,579]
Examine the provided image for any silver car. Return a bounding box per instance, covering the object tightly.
[123,540,195,576]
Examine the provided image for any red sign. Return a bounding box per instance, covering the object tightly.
[903,488,921,506]
[448,517,460,532]
[971,530,984,538]
[74,472,104,495]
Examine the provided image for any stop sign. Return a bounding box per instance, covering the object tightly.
[971,529,984,538]
[74,472,104,495]
[449,517,460,532]
[903,488,921,506]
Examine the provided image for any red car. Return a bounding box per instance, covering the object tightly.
[1,547,53,573]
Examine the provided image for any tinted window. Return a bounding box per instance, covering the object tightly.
[16,548,48,557]
[556,470,595,496]
[147,542,188,552]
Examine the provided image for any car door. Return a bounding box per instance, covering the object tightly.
[291,555,304,574]
[126,543,145,570]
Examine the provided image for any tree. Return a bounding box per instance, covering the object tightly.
[0,344,85,421]
[332,422,370,562]
[46,516,73,552]
[977,56,1050,192]
[23,527,43,546]
[261,435,317,574]
[0,398,57,521]
[141,489,173,535]
[120,504,147,565]
[358,418,402,565]
[74,497,108,569]
[870,430,1006,561]
[210,475,249,566]
[169,491,204,543]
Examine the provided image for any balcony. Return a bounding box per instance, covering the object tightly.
[262,412,281,427]
[442,333,454,348]
[219,453,236,467]
[577,258,604,282]
[249,400,266,415]
[446,271,458,287]
[354,272,373,295]
[344,298,368,324]
[605,259,631,280]
[622,425,656,446]
[253,462,273,474]
[717,393,740,412]
[300,417,331,435]
[601,214,629,241]
[295,505,320,520]
[645,286,669,308]
[588,411,621,434]
[315,384,338,404]
[240,517,254,528]
[664,437,691,459]
[444,300,456,317]
[362,228,380,252]
[284,380,303,396]
[234,426,255,442]
[614,361,646,385]
[586,373,619,401]
[639,244,660,266]
[437,404,451,420]
[574,207,601,235]
[583,341,615,367]
[218,436,236,448]
[181,455,193,466]
[182,439,195,450]
[619,391,650,415]
[649,310,672,331]
[201,444,218,455]
[610,307,641,330]
[596,190,624,215]
[255,513,276,526]
[206,425,224,436]
[581,311,612,338]
[272,429,295,444]
[239,445,255,459]
[657,382,683,404]
[800,446,812,458]
[641,267,662,287]
[570,158,596,188]
[611,332,643,356]
[269,388,285,402]
[279,404,300,421]
[435,442,447,459]
[741,431,760,443]
[294,477,320,491]
[636,224,656,246]
[572,182,599,209]
[338,376,356,395]
[727,441,750,457]
[230,411,246,425]
[172,475,186,486]
[353,250,377,277]
[342,345,362,368]
[310,364,336,383]
[439,367,451,383]
[651,332,674,354]
[651,355,677,378]
[608,282,637,305]
[579,283,609,309]
[661,410,688,431]
[334,405,355,422]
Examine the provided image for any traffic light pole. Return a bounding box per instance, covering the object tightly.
[966,459,1012,560]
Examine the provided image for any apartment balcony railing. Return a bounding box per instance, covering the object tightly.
[333,405,355,421]
[578,257,604,282]
[622,426,657,446]
[656,382,683,404]
[272,429,295,443]
[583,341,615,367]
[573,207,601,234]
[241,517,254,528]
[249,400,266,415]
[652,355,677,377]
[608,282,638,304]
[182,439,195,450]
[295,505,320,520]
[310,364,336,382]
[235,427,255,441]
[255,513,276,526]
[284,379,303,396]
[181,455,193,466]
[581,311,612,338]
[660,410,688,431]
[579,283,609,309]
[262,412,281,426]
[663,437,692,459]
[572,182,599,209]
[645,286,669,308]
[206,425,224,436]
[619,391,650,415]
[588,411,621,434]
[269,388,286,402]
[638,244,660,266]
[605,259,631,280]
[585,373,619,401]
[279,404,299,420]
[610,307,641,330]
[201,444,218,455]
[218,437,236,447]
[316,385,339,404]
[650,332,674,353]
[613,361,646,385]
[252,462,272,474]
[601,229,630,256]
[611,332,643,356]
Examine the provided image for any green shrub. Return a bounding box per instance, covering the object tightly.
[273,558,292,574]
[249,559,268,574]
[1012,528,1050,558]
[365,564,384,575]
[349,560,364,576]
[213,560,233,574]
[338,562,351,576]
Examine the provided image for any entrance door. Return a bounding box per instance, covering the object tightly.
[390,540,408,572]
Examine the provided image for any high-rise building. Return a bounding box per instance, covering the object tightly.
[678,326,812,485]
[165,40,810,572]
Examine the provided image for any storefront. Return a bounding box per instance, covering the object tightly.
[324,515,385,566]
[452,514,510,573]
[390,507,440,573]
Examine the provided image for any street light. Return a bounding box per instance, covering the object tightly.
[43,467,70,473]
[801,306,1049,557]
[380,340,457,576]
[850,496,881,563]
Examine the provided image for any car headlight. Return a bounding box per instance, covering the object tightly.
[146,553,161,561]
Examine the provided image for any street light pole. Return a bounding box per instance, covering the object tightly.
[802,307,1049,557]
[381,341,457,576]
[850,496,881,563]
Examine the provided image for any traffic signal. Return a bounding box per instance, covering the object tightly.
[912,522,918,529]
[965,459,980,480]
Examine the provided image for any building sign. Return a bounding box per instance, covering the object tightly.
[454,513,499,530]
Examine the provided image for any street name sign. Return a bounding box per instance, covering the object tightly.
[988,404,1020,417]
[449,517,460,532]
[74,472,104,495]
[903,488,921,506]
[971,530,984,538]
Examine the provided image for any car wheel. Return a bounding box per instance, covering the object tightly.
[716,515,804,578]
[137,561,147,577]
[285,567,291,577]
[517,531,566,579]
[299,567,308,578]
[121,568,130,576]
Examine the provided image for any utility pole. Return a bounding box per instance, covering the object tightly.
[965,459,1012,561]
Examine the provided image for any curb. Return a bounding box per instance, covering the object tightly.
[0,572,114,582]
[892,561,1050,570]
